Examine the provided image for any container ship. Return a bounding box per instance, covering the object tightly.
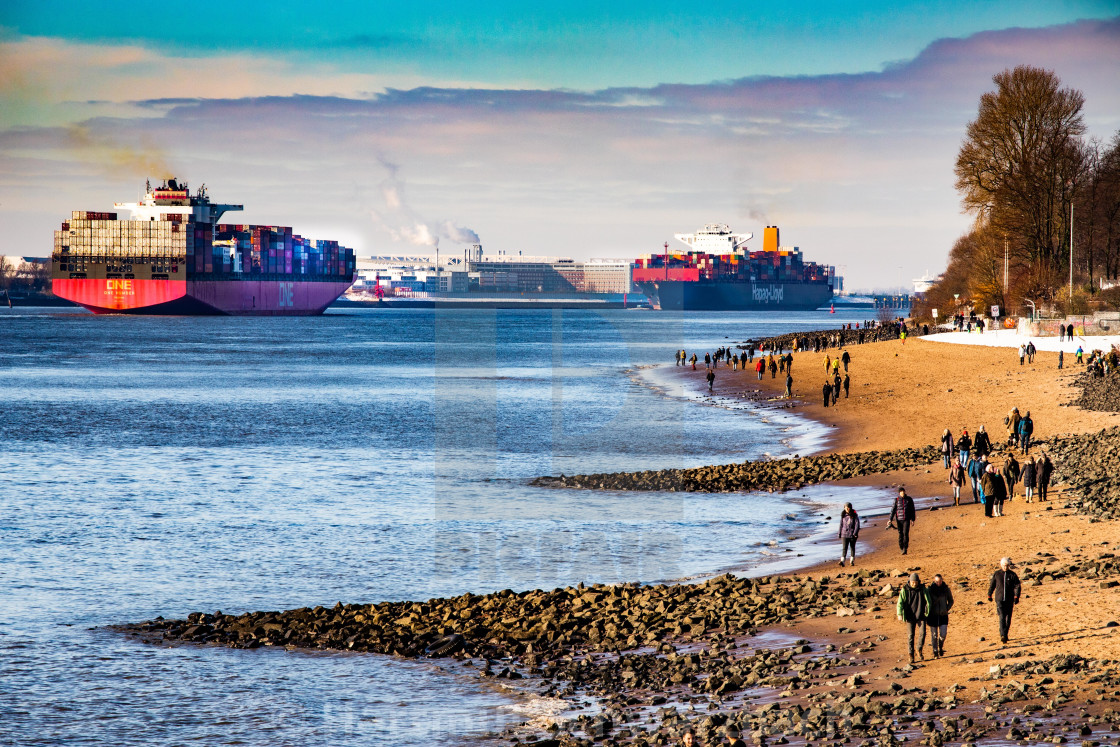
[51,179,356,315]
[632,224,835,311]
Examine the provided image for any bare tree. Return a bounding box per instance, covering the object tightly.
[0,256,16,291]
[954,66,1087,286]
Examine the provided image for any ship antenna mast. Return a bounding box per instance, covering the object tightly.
[664,241,669,280]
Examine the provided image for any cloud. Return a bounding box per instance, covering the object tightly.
[1,18,1118,287]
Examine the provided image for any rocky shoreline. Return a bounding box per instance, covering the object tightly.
[121,561,1120,745]
[530,446,941,493]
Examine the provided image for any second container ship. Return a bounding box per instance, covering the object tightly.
[632,224,835,311]
[51,179,356,315]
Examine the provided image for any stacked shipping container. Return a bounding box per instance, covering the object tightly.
[53,214,356,280]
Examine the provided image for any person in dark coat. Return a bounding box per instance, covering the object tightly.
[822,380,832,407]
[982,464,1007,517]
[896,572,930,663]
[842,373,850,398]
[1021,456,1037,502]
[956,430,972,467]
[838,502,860,566]
[973,426,992,458]
[841,349,851,372]
[1002,454,1020,501]
[940,428,954,469]
[968,454,987,506]
[988,557,1021,643]
[1037,453,1053,502]
[1018,411,1034,453]
[887,488,917,555]
[784,372,793,398]
[927,574,954,658]
[706,367,715,392]
[832,372,841,401]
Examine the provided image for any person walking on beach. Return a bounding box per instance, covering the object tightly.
[838,502,859,566]
[706,367,715,392]
[982,464,1007,517]
[968,453,986,504]
[1027,341,1036,364]
[949,459,966,506]
[822,380,832,407]
[842,373,850,399]
[769,356,778,379]
[689,354,697,370]
[897,572,930,663]
[927,574,954,658]
[888,488,916,555]
[1038,453,1053,502]
[704,352,711,369]
[755,357,764,380]
[832,372,841,402]
[1002,454,1020,502]
[1018,411,1034,454]
[988,557,1021,644]
[940,428,954,468]
[1058,350,1064,369]
[1021,456,1037,502]
[1005,408,1021,448]
[841,349,851,372]
[824,354,831,372]
[974,425,992,459]
[785,352,794,375]
[1076,345,1084,364]
[956,429,972,467]
[785,372,793,398]
[1018,344,1026,366]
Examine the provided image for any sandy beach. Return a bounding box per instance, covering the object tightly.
[699,333,1120,694]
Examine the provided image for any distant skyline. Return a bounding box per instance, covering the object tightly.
[2,3,1118,289]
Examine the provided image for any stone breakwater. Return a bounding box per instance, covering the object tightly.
[748,324,925,353]
[1042,426,1120,521]
[1067,370,1120,413]
[121,568,1120,746]
[122,573,890,661]
[530,446,941,493]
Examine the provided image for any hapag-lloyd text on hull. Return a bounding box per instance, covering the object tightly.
[752,284,785,304]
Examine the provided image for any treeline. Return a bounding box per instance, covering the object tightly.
[917,66,1120,320]
[0,257,51,296]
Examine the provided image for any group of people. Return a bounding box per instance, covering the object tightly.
[838,495,1023,662]
[821,349,852,407]
[895,558,1020,663]
[941,418,1051,513]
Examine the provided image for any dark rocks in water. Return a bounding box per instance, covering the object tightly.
[531,445,942,493]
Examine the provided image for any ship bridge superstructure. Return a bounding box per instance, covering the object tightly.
[674,223,753,254]
[114,178,243,225]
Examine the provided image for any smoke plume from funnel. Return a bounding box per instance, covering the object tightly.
[67,125,175,179]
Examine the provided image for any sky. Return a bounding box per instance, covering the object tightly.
[1,2,1119,290]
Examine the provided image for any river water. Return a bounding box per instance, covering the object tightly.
[0,305,886,745]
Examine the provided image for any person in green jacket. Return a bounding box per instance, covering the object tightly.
[897,572,931,663]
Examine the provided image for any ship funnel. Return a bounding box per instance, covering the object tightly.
[764,226,780,253]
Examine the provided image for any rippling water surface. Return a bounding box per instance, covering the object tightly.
[1,305,882,745]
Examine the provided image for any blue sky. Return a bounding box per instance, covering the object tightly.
[4,0,1115,87]
[1,2,1118,288]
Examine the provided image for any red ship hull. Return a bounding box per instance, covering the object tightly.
[53,277,353,316]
